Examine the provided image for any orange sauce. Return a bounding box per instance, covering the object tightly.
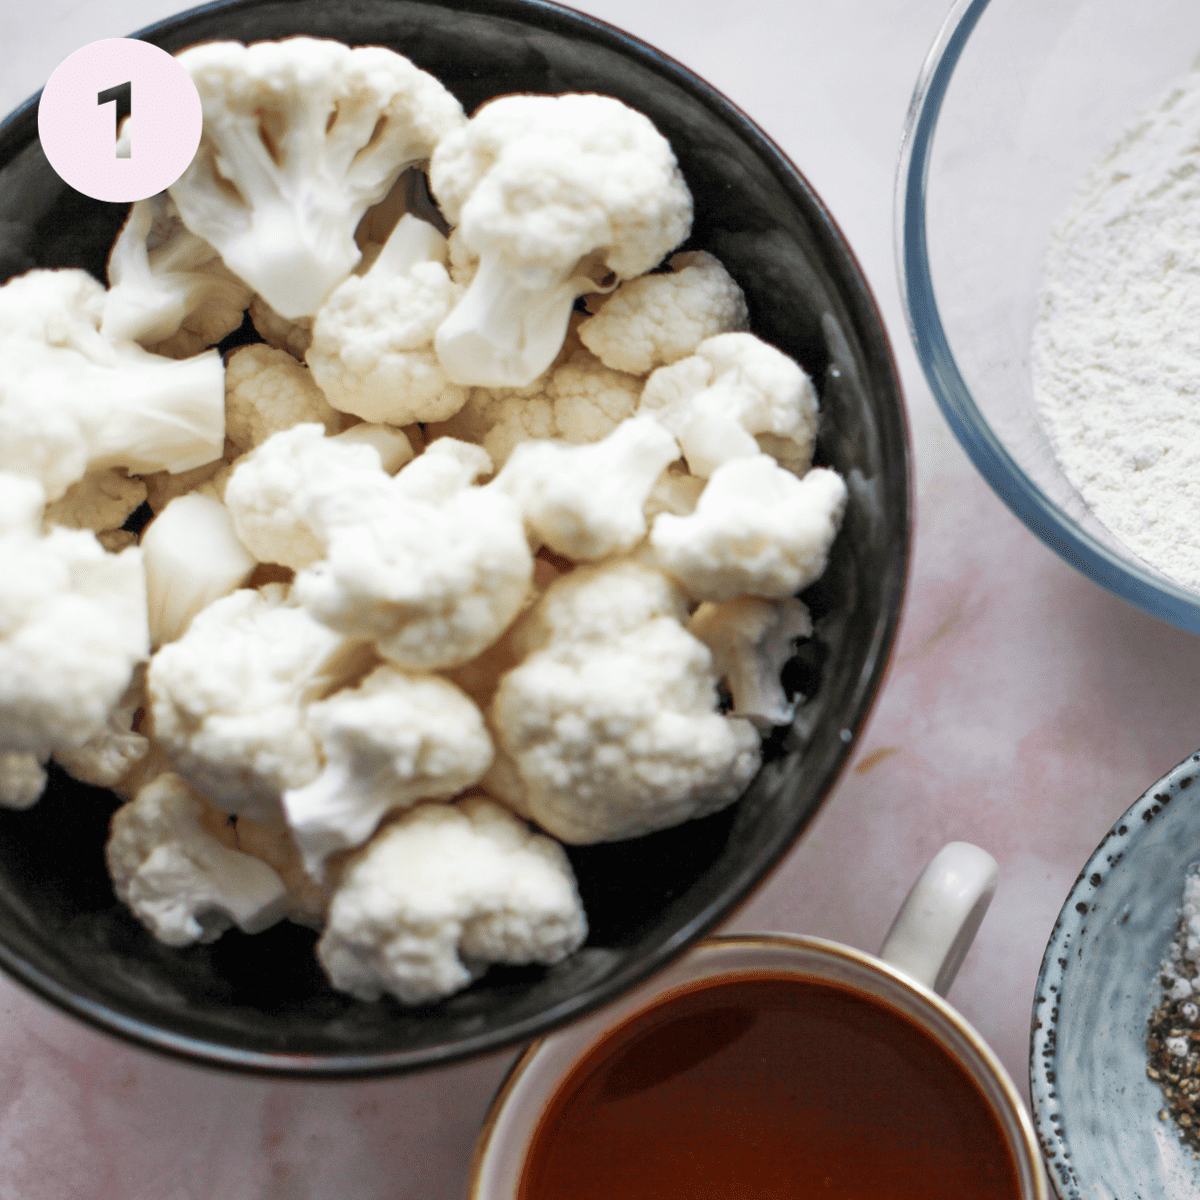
[518,974,1021,1200]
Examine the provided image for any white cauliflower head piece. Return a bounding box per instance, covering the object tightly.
[306,214,468,424]
[0,753,48,810]
[493,415,679,561]
[224,343,343,456]
[638,331,819,477]
[689,596,812,728]
[170,37,465,319]
[431,345,643,469]
[223,422,394,570]
[294,439,534,670]
[146,583,358,817]
[578,250,748,374]
[316,795,587,1004]
[430,92,693,387]
[106,773,289,946]
[0,269,225,500]
[283,665,493,878]
[485,559,761,843]
[649,457,846,602]
[0,473,148,781]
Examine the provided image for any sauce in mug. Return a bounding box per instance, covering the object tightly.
[518,974,1021,1200]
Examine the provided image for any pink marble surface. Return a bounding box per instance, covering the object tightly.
[7,0,1200,1196]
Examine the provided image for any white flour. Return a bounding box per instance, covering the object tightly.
[1033,62,1200,592]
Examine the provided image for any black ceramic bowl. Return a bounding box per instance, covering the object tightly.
[0,0,910,1077]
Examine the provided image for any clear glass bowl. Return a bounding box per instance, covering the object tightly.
[898,0,1200,632]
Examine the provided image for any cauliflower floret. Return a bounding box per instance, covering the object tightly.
[43,468,147,541]
[493,415,680,560]
[578,250,748,374]
[0,473,148,801]
[307,214,468,424]
[222,423,395,570]
[649,456,847,602]
[521,347,643,446]
[171,38,465,319]
[0,269,225,501]
[282,665,494,878]
[140,494,257,645]
[430,346,643,469]
[106,774,289,946]
[53,664,149,789]
[294,439,534,670]
[429,92,692,387]
[102,192,253,353]
[637,332,819,477]
[0,753,47,810]
[316,795,587,1004]
[485,559,761,843]
[147,583,360,817]
[689,597,812,728]
[224,343,343,456]
[514,554,686,652]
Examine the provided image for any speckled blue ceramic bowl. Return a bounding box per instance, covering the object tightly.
[1031,752,1200,1198]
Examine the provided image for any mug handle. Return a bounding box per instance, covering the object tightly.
[878,841,999,997]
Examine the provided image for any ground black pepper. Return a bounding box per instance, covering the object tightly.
[1147,906,1200,1156]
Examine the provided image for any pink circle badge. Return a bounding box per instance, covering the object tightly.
[38,39,202,203]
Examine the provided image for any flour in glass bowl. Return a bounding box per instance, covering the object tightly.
[1033,60,1200,592]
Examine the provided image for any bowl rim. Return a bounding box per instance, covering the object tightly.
[1028,749,1200,1199]
[894,0,1200,636]
[0,0,912,1078]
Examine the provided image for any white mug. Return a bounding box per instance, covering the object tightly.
[469,841,1047,1200]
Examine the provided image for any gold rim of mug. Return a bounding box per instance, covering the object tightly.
[467,932,1048,1200]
